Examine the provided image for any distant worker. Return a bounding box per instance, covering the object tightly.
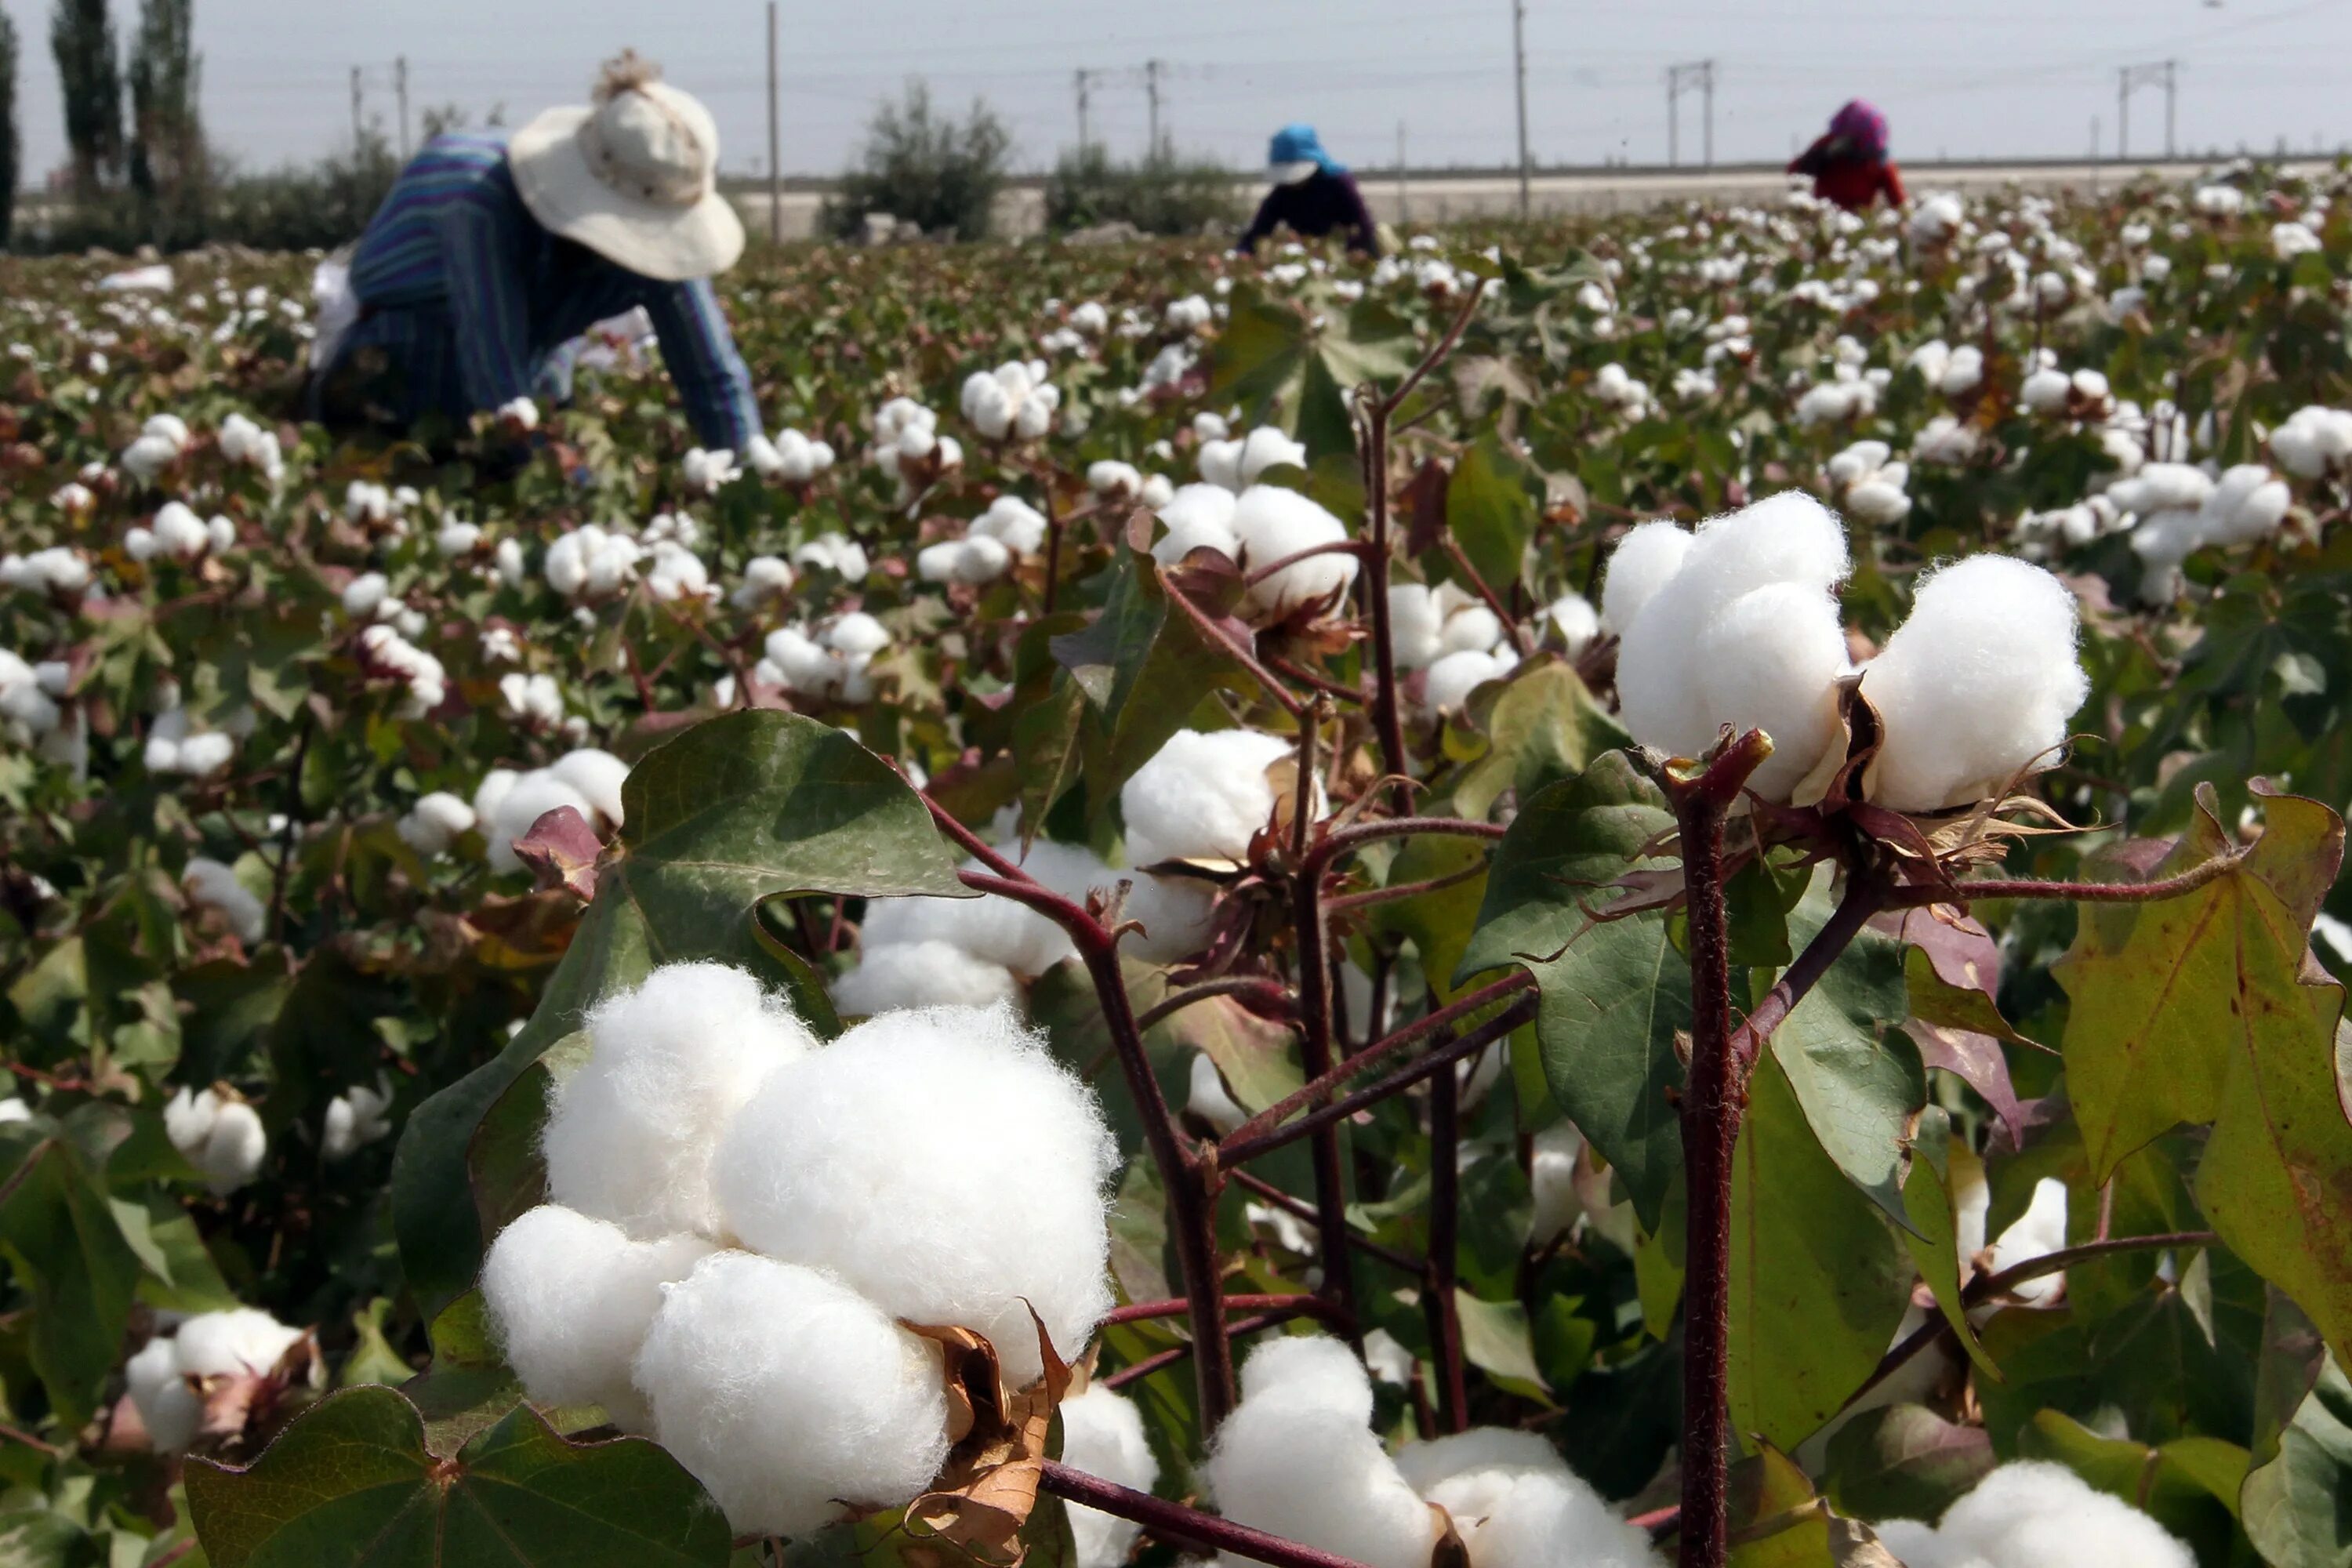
[1238,123,1381,256]
[309,51,760,454]
[1789,100,1907,212]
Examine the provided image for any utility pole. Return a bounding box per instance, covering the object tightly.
[2118,60,2176,162]
[1397,121,1409,223]
[2165,59,2177,158]
[1145,59,1163,157]
[766,2,782,244]
[350,67,365,151]
[1512,0,1530,220]
[1667,61,1716,169]
[394,56,410,159]
[1073,68,1096,154]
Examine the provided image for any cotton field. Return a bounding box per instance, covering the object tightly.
[3,162,2350,1568]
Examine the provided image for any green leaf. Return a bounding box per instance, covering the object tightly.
[1446,435,1540,597]
[1369,833,1491,1005]
[1769,870,1923,1230]
[0,1133,143,1428]
[1729,1051,1912,1454]
[2056,786,2352,1359]
[1821,1403,1995,1525]
[1450,660,1628,823]
[1462,752,1686,1229]
[1454,1291,1554,1404]
[1900,1109,1996,1378]
[394,712,971,1318]
[187,1385,732,1567]
[2241,1358,2352,1568]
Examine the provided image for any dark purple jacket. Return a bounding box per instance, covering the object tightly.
[1238,170,1380,256]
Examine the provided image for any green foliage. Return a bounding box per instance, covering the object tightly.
[1043,143,1240,237]
[125,0,203,242]
[826,78,1011,242]
[48,0,121,201]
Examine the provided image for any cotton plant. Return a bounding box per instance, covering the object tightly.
[1824,440,1911,525]
[867,397,964,504]
[480,966,1116,1535]
[1149,483,1356,622]
[2112,461,2292,601]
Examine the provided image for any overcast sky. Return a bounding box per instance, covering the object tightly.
[8,0,2350,184]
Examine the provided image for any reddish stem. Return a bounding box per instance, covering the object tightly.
[1161,577,1308,718]
[1102,1292,1352,1330]
[1425,1054,1469,1432]
[1036,1461,1376,1568]
[1889,851,2247,909]
[1290,795,1361,1346]
[1228,1168,1425,1273]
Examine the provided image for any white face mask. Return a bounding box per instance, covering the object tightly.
[1270,160,1321,187]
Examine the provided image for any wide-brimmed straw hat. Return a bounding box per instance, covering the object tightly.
[508,51,745,283]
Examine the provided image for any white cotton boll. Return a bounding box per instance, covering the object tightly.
[152,500,212,559]
[2019,368,2070,415]
[919,535,1014,586]
[183,856,265,943]
[1193,411,1231,441]
[712,1004,1116,1385]
[860,861,1074,978]
[550,748,629,827]
[1396,1430,1582,1561]
[634,1253,952,1537]
[546,963,818,1240]
[1116,870,1218,964]
[1088,461,1145,500]
[1152,484,1243,565]
[479,1203,714,1430]
[472,768,518,827]
[1923,1461,2194,1568]
[1527,1121,1584,1246]
[1544,591,1600,655]
[683,447,738,494]
[2204,464,2292,547]
[1207,1341,1437,1568]
[2110,462,2213,516]
[1186,1052,1248,1135]
[972,495,1050,555]
[1059,1386,1160,1568]
[1121,728,1296,869]
[1939,346,1985,397]
[321,1078,394,1160]
[1439,604,1505,657]
[730,554,796,609]
[2269,405,2352,478]
[1231,485,1356,619]
[126,1335,201,1454]
[484,771,596,872]
[646,541,713,603]
[173,729,235,778]
[173,1308,305,1385]
[163,1086,268,1193]
[1863,555,2088,812]
[1236,1334,1375,1421]
[833,940,1022,1015]
[495,538,527,586]
[1681,583,1847,800]
[1390,584,1446,670]
[500,671,564,728]
[1424,648,1520,718]
[120,432,183,484]
[1468,1469,1663,1568]
[826,612,891,659]
[1987,1178,2070,1306]
[1599,521,1696,633]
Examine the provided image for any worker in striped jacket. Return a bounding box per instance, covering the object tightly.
[310,50,760,456]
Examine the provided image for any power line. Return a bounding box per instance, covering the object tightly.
[1665,60,1716,167]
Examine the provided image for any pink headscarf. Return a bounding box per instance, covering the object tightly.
[1829,100,1889,161]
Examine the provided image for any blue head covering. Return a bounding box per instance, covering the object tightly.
[1267,123,1344,177]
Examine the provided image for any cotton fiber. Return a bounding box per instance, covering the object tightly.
[182,857,266,944]
[1611,494,1853,801]
[1872,1461,2192,1568]
[321,1078,394,1160]
[833,938,1022,1015]
[633,1252,953,1538]
[480,1203,715,1430]
[1423,647,1521,718]
[1058,1385,1161,1568]
[1467,1469,1662,1568]
[1526,1121,1584,1246]
[544,962,818,1240]
[1121,728,1298,869]
[1152,484,1243,564]
[1861,556,2089,812]
[164,1085,267,1194]
[1229,486,1358,619]
[1207,1335,1439,1568]
[1544,592,1600,656]
[1598,521,1693,633]
[711,1003,1116,1385]
[2269,405,2352,478]
[1396,1428,1570,1555]
[128,1308,307,1453]
[1198,426,1305,492]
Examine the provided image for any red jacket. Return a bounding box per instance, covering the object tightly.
[1789,136,1906,212]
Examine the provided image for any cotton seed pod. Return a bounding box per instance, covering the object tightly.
[1120,728,1299,870]
[1058,1386,1160,1568]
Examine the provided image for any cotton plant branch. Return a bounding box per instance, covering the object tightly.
[924,798,1238,1428]
[1886,845,2250,909]
[1288,701,1363,1346]
[1038,1461,1377,1568]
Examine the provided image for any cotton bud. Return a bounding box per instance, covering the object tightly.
[1861,555,2088,812]
[479,1204,714,1429]
[163,1085,267,1193]
[397,791,477,857]
[541,963,815,1242]
[1122,728,1300,869]
[1200,427,1306,492]
[182,857,264,944]
[1206,1336,1440,1568]
[1059,1387,1161,1568]
[633,1253,953,1538]
[1875,1461,2191,1568]
[1612,494,1852,801]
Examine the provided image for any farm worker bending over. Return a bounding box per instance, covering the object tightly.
[1789,100,1907,212]
[309,51,760,452]
[1238,124,1381,256]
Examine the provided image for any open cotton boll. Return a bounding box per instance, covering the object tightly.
[1058,1386,1161,1568]
[1114,869,1219,964]
[1200,427,1306,492]
[482,771,596,872]
[1121,728,1297,869]
[633,1252,952,1539]
[1888,1460,2194,1568]
[2108,463,2212,516]
[125,1335,201,1454]
[479,1204,714,1431]
[164,1086,268,1194]
[1229,486,1356,619]
[1862,556,2088,813]
[1682,583,1849,800]
[1395,1428,1570,1550]
[1236,1333,1376,1421]
[1599,521,1694,633]
[1187,1052,1248,1135]
[1207,1338,1438,1568]
[2269,405,2352,478]
[917,535,1015,586]
[713,1004,1115,1385]
[1467,1469,1663,1568]
[971,495,1050,555]
[549,749,629,827]
[1389,584,1448,670]
[1151,484,1243,566]
[1422,647,1520,719]
[1526,1121,1584,1246]
[1544,592,1600,656]
[833,939,1023,1015]
[544,963,818,1240]
[1987,1177,2070,1306]
[183,857,266,944]
[321,1078,394,1160]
